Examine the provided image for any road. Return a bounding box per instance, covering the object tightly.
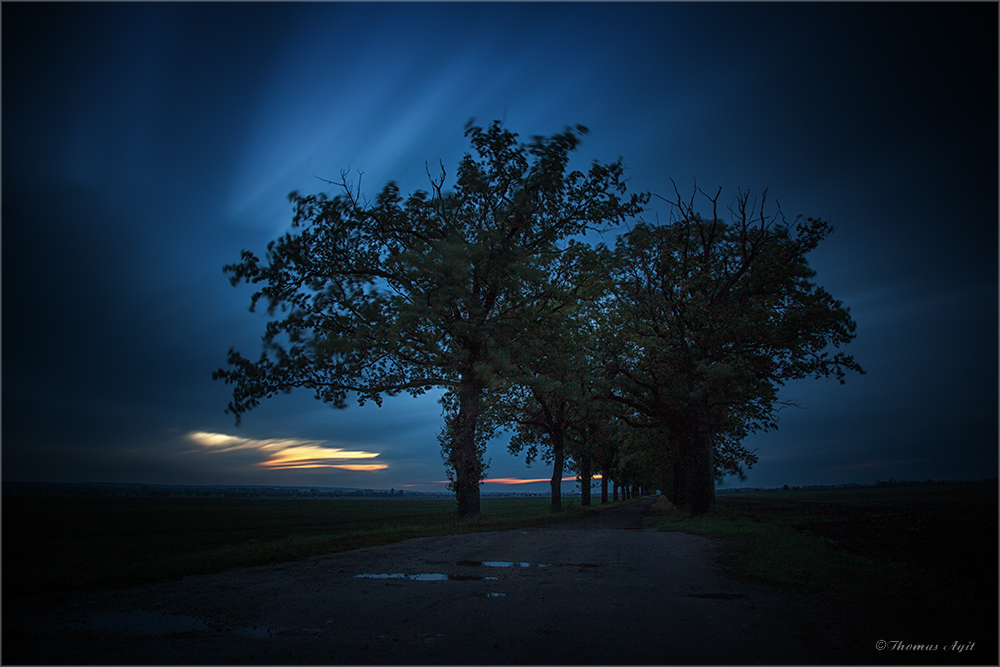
[4,498,859,664]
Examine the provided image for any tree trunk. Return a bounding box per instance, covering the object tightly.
[451,373,484,518]
[550,431,564,512]
[674,400,715,515]
[579,453,592,507]
[601,473,609,504]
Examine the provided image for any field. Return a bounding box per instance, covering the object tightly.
[2,495,588,597]
[648,481,998,664]
[3,482,997,663]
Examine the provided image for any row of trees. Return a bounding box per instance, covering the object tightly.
[215,121,862,517]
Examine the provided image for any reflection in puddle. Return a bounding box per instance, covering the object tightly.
[355,573,486,581]
[240,625,327,639]
[458,560,551,568]
[76,612,207,636]
[356,573,445,581]
[243,625,282,638]
[486,592,506,597]
[355,562,555,582]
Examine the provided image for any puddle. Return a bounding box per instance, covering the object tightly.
[355,573,484,581]
[74,611,207,636]
[355,573,448,581]
[688,592,750,600]
[356,564,553,582]
[483,561,525,568]
[457,560,551,568]
[243,625,282,638]
[242,624,325,638]
[486,592,506,598]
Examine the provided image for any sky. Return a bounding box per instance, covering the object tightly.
[3,2,997,494]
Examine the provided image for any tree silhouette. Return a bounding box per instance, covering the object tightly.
[214,120,646,517]
[608,184,863,514]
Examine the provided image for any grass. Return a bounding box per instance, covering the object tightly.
[5,484,996,662]
[2,495,597,597]
[646,482,997,592]
[646,492,904,593]
[645,482,999,663]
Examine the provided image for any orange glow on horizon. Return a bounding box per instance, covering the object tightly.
[484,477,553,485]
[431,474,605,485]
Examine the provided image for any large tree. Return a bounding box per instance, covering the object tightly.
[214,120,645,517]
[609,184,863,514]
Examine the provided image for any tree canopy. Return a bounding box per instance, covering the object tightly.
[606,184,864,513]
[214,120,646,517]
[216,123,862,518]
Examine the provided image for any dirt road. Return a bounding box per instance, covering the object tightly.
[4,498,859,664]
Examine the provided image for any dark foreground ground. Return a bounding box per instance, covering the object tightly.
[3,494,997,665]
[715,486,999,666]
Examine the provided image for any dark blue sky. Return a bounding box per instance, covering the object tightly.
[3,2,996,493]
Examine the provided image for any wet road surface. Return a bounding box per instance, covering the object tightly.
[3,498,858,664]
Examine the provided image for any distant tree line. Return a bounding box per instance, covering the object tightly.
[216,120,864,517]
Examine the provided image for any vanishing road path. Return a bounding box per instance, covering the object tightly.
[4,498,858,664]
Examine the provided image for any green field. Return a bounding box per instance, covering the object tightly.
[3,483,996,664]
[6,481,996,626]
[650,482,998,590]
[2,495,590,597]
[648,481,999,664]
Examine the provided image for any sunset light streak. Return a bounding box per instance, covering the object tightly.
[186,431,384,471]
[438,475,605,485]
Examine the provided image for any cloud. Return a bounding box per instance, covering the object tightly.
[186,431,386,471]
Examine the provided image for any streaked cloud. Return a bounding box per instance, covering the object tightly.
[186,431,385,471]
[331,464,391,472]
